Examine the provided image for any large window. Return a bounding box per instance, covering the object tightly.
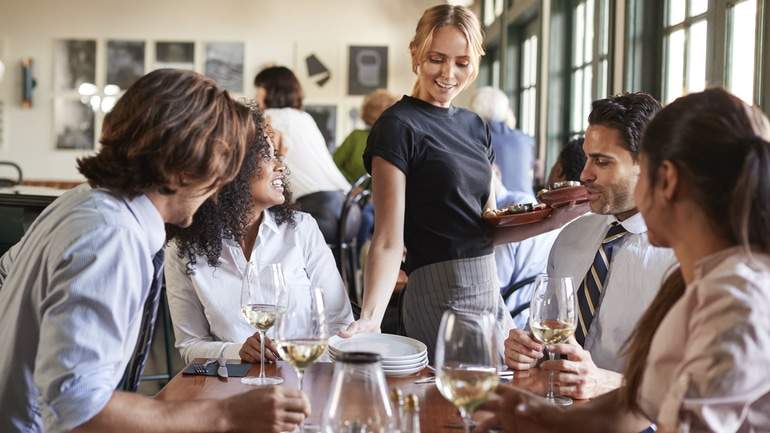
[726,0,758,103]
[483,0,505,27]
[519,32,538,136]
[662,0,709,103]
[570,0,612,135]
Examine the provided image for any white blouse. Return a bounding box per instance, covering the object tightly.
[266,107,351,199]
[547,212,677,372]
[165,210,354,363]
[638,247,770,433]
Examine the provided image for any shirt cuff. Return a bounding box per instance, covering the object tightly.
[221,342,242,361]
[42,381,114,433]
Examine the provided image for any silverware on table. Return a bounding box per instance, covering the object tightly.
[190,358,217,375]
[217,357,229,379]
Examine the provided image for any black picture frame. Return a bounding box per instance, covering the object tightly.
[347,46,388,95]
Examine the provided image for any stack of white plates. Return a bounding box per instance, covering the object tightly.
[328,333,428,377]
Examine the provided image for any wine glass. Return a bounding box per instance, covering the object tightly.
[275,287,328,432]
[435,311,499,433]
[528,275,577,406]
[240,263,289,385]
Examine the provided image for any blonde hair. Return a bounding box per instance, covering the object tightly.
[409,4,485,96]
[361,89,398,127]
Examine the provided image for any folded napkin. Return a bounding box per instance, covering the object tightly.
[182,361,252,377]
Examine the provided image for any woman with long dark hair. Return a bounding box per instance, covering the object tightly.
[165,107,353,364]
[477,88,770,433]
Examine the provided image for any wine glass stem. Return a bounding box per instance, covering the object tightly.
[460,409,472,433]
[547,351,556,400]
[297,369,305,433]
[258,330,266,379]
[297,369,304,392]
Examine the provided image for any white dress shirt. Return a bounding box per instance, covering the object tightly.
[266,107,351,199]
[639,247,770,433]
[0,184,165,433]
[547,212,677,372]
[165,210,353,363]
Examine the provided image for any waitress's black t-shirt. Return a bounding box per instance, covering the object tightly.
[363,95,494,273]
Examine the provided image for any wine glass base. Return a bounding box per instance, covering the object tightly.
[547,395,573,406]
[240,376,284,385]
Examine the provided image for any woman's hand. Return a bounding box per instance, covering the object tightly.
[337,318,381,338]
[239,331,281,362]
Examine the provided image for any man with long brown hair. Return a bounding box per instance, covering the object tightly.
[0,69,309,433]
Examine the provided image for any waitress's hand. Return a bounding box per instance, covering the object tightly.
[338,318,381,338]
[547,201,590,230]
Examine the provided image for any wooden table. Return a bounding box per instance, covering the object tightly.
[156,361,555,433]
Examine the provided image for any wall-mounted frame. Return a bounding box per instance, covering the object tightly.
[204,41,244,93]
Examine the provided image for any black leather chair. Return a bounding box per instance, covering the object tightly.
[0,161,23,187]
[337,175,371,306]
[502,275,538,320]
[294,190,346,244]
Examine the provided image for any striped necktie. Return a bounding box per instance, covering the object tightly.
[118,249,165,392]
[575,222,627,347]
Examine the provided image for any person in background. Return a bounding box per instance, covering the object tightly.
[547,136,588,186]
[495,136,587,329]
[165,107,353,364]
[254,66,351,200]
[504,93,677,401]
[0,69,309,433]
[340,4,587,359]
[479,87,770,433]
[255,66,351,244]
[334,89,398,183]
[471,86,536,195]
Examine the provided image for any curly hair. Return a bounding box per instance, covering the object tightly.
[168,105,296,273]
[587,92,661,158]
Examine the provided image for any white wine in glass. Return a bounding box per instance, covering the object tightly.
[241,303,286,331]
[435,311,499,433]
[240,263,289,386]
[528,275,577,406]
[275,287,327,432]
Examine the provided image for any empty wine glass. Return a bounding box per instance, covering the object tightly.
[528,275,577,406]
[240,263,289,385]
[435,311,499,433]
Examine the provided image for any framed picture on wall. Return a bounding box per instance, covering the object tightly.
[347,46,388,95]
[204,42,244,93]
[155,41,195,70]
[54,39,96,92]
[305,104,337,153]
[54,98,95,150]
[106,40,145,92]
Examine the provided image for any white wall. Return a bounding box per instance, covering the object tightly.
[0,0,436,180]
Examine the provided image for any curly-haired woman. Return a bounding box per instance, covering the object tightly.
[165,107,353,364]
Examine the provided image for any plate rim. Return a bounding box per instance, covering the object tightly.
[328,333,428,357]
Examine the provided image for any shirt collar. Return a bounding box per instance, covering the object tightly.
[260,209,279,234]
[609,211,647,235]
[123,193,166,254]
[693,245,748,280]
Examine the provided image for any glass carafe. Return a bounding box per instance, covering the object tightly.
[322,352,396,433]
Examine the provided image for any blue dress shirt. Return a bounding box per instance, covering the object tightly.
[0,184,165,433]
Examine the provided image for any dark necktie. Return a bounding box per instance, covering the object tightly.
[574,222,627,346]
[118,249,165,392]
